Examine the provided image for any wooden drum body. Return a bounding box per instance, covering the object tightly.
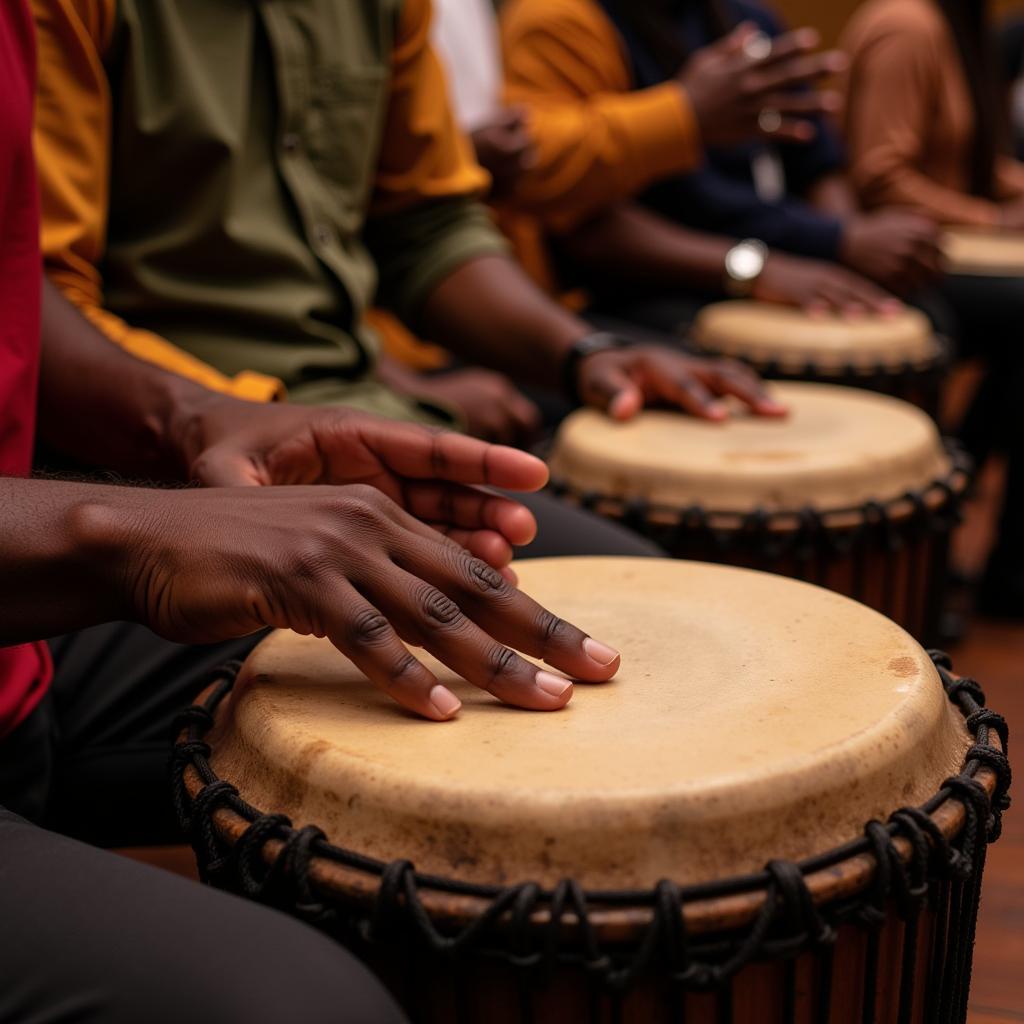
[549,383,969,645]
[692,302,947,416]
[173,559,1010,1024]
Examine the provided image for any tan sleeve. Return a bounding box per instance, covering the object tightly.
[32,0,284,402]
[500,0,702,234]
[842,12,1001,227]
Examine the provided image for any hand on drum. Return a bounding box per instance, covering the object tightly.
[575,347,788,421]
[679,23,846,147]
[753,252,905,319]
[840,211,944,293]
[172,397,547,569]
[104,483,620,720]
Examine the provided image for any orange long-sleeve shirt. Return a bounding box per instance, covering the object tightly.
[32,0,489,400]
[500,0,702,235]
[841,0,1024,227]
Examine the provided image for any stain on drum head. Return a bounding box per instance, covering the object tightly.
[208,558,969,889]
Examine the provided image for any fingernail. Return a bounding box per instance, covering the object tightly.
[429,685,461,718]
[535,671,573,698]
[583,637,620,666]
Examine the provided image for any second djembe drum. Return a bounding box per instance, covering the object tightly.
[548,382,969,643]
[692,301,947,415]
[942,228,1024,277]
[173,558,1010,1024]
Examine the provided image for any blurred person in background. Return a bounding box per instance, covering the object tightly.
[498,0,935,336]
[843,0,1024,616]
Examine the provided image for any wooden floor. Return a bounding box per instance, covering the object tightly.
[945,452,1024,1023]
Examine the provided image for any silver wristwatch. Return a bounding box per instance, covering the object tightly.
[723,239,768,297]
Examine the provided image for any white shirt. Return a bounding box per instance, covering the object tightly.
[430,0,503,132]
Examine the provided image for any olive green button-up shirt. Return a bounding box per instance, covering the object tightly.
[34,0,507,411]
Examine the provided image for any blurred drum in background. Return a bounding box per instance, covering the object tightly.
[692,301,947,416]
[941,228,1024,277]
[549,383,969,643]
[173,558,1010,1024]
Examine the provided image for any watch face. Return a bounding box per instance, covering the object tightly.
[727,244,765,282]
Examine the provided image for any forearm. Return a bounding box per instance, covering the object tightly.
[36,279,215,481]
[417,255,587,390]
[0,478,134,642]
[555,204,732,294]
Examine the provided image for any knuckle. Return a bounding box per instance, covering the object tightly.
[464,556,507,594]
[350,608,392,646]
[418,586,464,627]
[389,651,424,683]
[287,542,332,583]
[535,608,570,646]
[486,644,520,683]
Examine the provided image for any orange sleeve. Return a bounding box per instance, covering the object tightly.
[369,0,491,214]
[31,0,284,402]
[500,0,702,234]
[842,13,1001,228]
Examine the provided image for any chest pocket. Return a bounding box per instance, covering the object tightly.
[304,65,390,229]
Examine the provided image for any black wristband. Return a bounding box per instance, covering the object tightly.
[561,332,633,403]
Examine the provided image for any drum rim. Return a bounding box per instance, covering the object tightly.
[173,650,1008,947]
[692,329,951,377]
[548,439,970,534]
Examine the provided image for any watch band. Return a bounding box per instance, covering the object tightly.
[562,332,633,403]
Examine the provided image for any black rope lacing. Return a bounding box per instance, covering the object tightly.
[170,648,1009,1008]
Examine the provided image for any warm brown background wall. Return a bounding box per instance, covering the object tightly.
[771,0,1024,47]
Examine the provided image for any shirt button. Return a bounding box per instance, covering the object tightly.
[281,132,300,154]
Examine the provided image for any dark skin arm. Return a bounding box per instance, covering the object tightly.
[417,253,786,421]
[7,281,624,720]
[554,203,900,318]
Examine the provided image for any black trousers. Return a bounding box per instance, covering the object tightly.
[0,492,659,1023]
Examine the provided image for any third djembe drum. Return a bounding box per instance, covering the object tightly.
[691,301,947,416]
[173,558,1010,1024]
[548,382,969,644]
[942,228,1024,277]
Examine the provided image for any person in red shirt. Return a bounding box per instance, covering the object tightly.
[0,2,639,1018]
[0,1,796,1016]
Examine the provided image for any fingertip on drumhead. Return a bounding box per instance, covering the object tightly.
[428,684,462,720]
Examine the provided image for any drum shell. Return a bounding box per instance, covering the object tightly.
[366,904,961,1024]
[554,479,965,647]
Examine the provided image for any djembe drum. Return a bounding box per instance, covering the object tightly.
[942,228,1024,277]
[691,301,947,415]
[548,382,969,644]
[173,558,1010,1024]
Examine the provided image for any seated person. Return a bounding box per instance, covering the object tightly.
[1,4,656,1016]
[498,0,937,333]
[33,0,792,447]
[842,0,1024,616]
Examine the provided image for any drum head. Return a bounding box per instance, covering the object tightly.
[208,558,969,888]
[942,228,1024,277]
[693,301,937,372]
[549,382,950,513]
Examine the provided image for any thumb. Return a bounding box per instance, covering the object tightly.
[580,360,644,421]
[190,446,265,487]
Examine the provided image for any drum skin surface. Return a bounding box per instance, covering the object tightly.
[693,301,937,372]
[942,228,1024,277]
[549,382,950,513]
[209,558,969,890]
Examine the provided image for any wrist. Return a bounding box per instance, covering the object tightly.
[164,380,240,479]
[562,333,633,402]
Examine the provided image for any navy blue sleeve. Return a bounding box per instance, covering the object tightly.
[642,169,844,261]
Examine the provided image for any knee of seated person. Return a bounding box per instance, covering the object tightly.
[161,908,406,1024]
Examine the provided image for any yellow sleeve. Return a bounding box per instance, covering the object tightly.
[369,0,491,214]
[500,0,702,234]
[32,0,284,402]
